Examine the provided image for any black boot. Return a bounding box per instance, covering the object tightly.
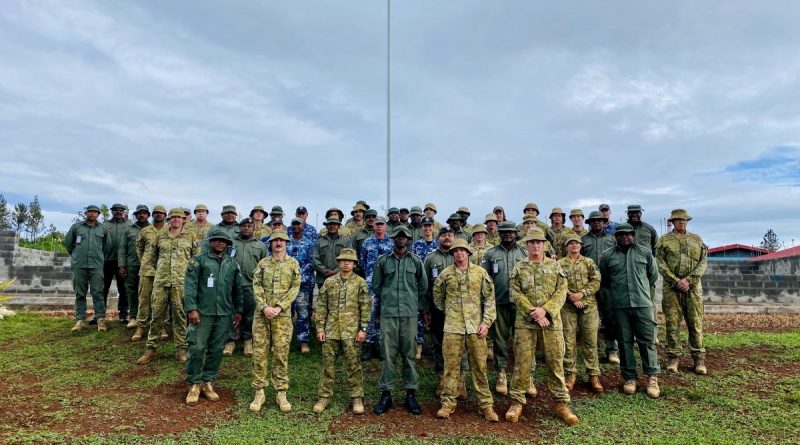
[405,389,421,415]
[361,343,374,361]
[374,390,393,415]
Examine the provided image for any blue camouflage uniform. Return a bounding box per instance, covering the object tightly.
[411,238,439,345]
[603,221,620,236]
[286,234,316,343]
[360,235,395,344]
[302,222,318,245]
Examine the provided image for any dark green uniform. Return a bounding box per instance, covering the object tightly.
[184,250,244,385]
[64,220,110,320]
[424,248,454,373]
[481,243,527,371]
[313,233,352,287]
[231,236,269,342]
[104,218,129,316]
[119,221,149,320]
[352,226,375,277]
[581,230,618,355]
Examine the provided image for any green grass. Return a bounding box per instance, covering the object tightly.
[1,313,799,444]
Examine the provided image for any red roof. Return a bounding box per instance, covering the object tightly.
[708,244,769,255]
[748,245,800,262]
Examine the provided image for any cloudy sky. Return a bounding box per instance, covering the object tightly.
[1,1,799,248]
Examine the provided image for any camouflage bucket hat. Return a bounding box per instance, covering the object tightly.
[457,206,471,215]
[168,208,185,219]
[569,209,585,218]
[409,206,423,216]
[85,204,101,213]
[522,214,538,223]
[326,207,345,220]
[498,221,518,232]
[356,200,370,210]
[325,216,342,225]
[523,229,547,243]
[270,206,284,216]
[451,238,474,255]
[424,202,437,212]
[471,223,487,234]
[250,205,267,217]
[268,230,291,242]
[615,223,635,234]
[524,202,540,213]
[152,205,167,214]
[484,213,498,223]
[586,211,607,222]
[134,204,150,215]
[207,228,233,245]
[563,234,583,246]
[549,207,566,218]
[668,209,692,221]
[336,248,359,263]
[111,203,126,211]
[351,203,367,215]
[194,204,209,213]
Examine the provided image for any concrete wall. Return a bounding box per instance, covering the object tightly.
[702,258,800,311]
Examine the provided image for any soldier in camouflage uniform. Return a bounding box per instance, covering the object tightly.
[287,217,316,353]
[549,207,573,259]
[104,203,129,322]
[359,216,394,359]
[185,204,213,245]
[569,209,588,238]
[433,239,498,422]
[656,209,709,375]
[136,208,198,365]
[558,234,603,393]
[345,202,367,234]
[312,248,371,415]
[132,205,166,341]
[505,229,579,426]
[447,213,473,243]
[457,206,473,234]
[250,206,272,240]
[517,203,556,247]
[484,213,500,246]
[423,203,443,232]
[469,223,493,266]
[119,205,150,329]
[250,230,301,413]
[518,216,555,258]
[65,205,111,333]
[581,211,619,365]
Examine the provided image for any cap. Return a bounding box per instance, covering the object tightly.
[438,227,454,236]
[563,234,583,246]
[182,207,191,215]
[399,207,409,213]
[194,204,209,213]
[249,206,266,217]
[270,206,284,216]
[134,204,150,214]
[484,213,498,223]
[111,203,125,211]
[85,204,101,213]
[168,208,185,219]
[409,206,423,216]
[387,207,400,215]
[626,205,643,213]
[221,205,237,215]
[446,212,463,222]
[351,203,367,215]
[336,248,359,263]
[498,221,518,232]
[268,219,284,227]
[296,206,308,214]
[457,206,470,215]
[615,223,635,233]
[424,202,437,212]
[523,202,540,213]
[365,209,378,218]
[599,203,610,211]
[667,209,692,221]
[391,225,412,238]
[152,205,167,214]
[586,211,608,222]
[421,216,435,226]
[492,205,505,213]
[290,217,303,225]
[207,228,233,245]
[450,238,474,255]
[325,216,342,225]
[471,223,487,234]
[522,229,547,242]
[549,207,566,218]
[569,209,585,218]
[239,217,255,226]
[374,216,387,225]
[268,230,291,242]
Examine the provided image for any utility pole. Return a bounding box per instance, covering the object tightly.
[386,0,392,210]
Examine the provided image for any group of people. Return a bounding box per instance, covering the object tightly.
[63,200,709,425]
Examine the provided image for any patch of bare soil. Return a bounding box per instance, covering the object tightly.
[703,313,800,334]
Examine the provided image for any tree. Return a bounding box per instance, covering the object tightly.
[100,204,110,223]
[760,229,781,252]
[11,203,28,234]
[0,193,10,231]
[26,195,44,242]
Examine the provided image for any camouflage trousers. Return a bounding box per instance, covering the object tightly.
[291,289,312,343]
[662,283,705,359]
[318,339,363,398]
[365,293,381,344]
[136,276,154,328]
[124,267,140,319]
[510,326,570,404]
[146,286,187,351]
[252,315,293,391]
[72,268,106,320]
[561,305,601,376]
[441,333,493,409]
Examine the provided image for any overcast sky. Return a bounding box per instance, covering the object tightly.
[1,1,799,248]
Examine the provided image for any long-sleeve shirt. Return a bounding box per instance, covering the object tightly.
[360,235,394,293]
[433,263,496,334]
[315,272,371,339]
[481,243,527,305]
[655,230,708,289]
[232,236,269,285]
[312,233,352,286]
[509,258,568,329]
[104,218,129,263]
[372,251,428,318]
[136,224,163,277]
[629,220,659,254]
[150,229,198,288]
[599,244,659,309]
[286,235,315,292]
[183,251,244,316]
[64,221,109,269]
[118,221,149,269]
[557,255,601,310]
[252,255,301,317]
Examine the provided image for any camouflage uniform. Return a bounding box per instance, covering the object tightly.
[231,235,269,342]
[185,220,213,246]
[508,257,571,404]
[581,227,618,356]
[64,216,110,320]
[655,227,708,360]
[135,222,162,328]
[302,222,319,245]
[119,219,149,320]
[315,272,371,398]
[551,227,574,259]
[433,262,496,410]
[558,254,602,376]
[251,254,301,391]
[360,234,394,344]
[470,242,494,266]
[253,223,272,240]
[286,234,316,343]
[146,226,198,351]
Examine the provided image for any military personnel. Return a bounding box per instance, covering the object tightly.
[626,204,660,341]
[359,216,394,359]
[65,205,110,333]
[484,213,500,246]
[313,216,352,289]
[517,202,556,246]
[295,206,318,244]
[656,209,709,375]
[269,206,285,224]
[183,208,192,222]
[549,207,573,259]
[482,221,527,395]
[599,203,619,236]
[345,200,370,226]
[185,204,213,244]
[493,206,507,224]
[249,206,272,240]
[446,213,473,243]
[136,208,197,365]
[103,203,129,323]
[423,203,443,232]
[518,215,555,258]
[581,211,619,365]
[470,223,493,266]
[312,248,370,415]
[345,202,368,234]
[215,205,241,240]
[433,239,498,422]
[184,228,244,406]
[387,207,403,231]
[287,217,316,353]
[505,229,579,426]
[569,209,588,237]
[319,208,349,237]
[249,230,301,413]
[410,216,438,358]
[599,223,661,398]
[423,227,455,393]
[558,235,603,393]
[399,207,410,225]
[371,226,428,416]
[132,205,166,341]
[223,218,269,357]
[407,206,424,241]
[456,206,473,234]
[118,205,150,329]
[352,209,378,271]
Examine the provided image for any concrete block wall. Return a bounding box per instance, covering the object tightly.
[703,258,800,308]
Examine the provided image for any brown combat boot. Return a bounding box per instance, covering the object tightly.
[136,349,157,365]
[436,373,445,397]
[487,342,494,361]
[276,390,292,412]
[666,356,679,373]
[415,344,422,360]
[481,405,499,422]
[505,402,523,423]
[159,329,169,341]
[201,382,219,401]
[607,352,620,365]
[249,389,265,412]
[436,405,454,419]
[186,384,200,406]
[97,318,107,332]
[131,327,145,341]
[589,375,604,393]
[646,376,660,398]
[223,342,236,356]
[313,398,330,414]
[623,379,637,395]
[565,373,576,390]
[126,318,138,329]
[553,402,579,426]
[495,369,508,395]
[457,373,468,400]
[176,349,187,364]
[300,342,310,354]
[243,340,253,357]
[71,320,86,333]
[527,375,538,397]
[693,356,707,375]
[351,397,364,415]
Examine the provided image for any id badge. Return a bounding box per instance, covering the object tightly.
[76,235,82,244]
[492,261,499,274]
[207,274,214,288]
[432,267,439,278]
[230,247,236,258]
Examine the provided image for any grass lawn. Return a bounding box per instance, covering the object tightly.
[0,313,798,444]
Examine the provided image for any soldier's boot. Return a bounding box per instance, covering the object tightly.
[71,320,86,333]
[481,405,499,422]
[436,405,453,419]
[495,369,508,396]
[646,376,660,398]
[223,342,236,357]
[457,373,468,400]
[131,327,145,341]
[405,389,421,415]
[435,373,445,397]
[97,318,107,332]
[351,397,365,415]
[126,318,138,329]
[176,349,187,364]
[415,344,422,360]
[623,379,637,395]
[607,352,620,365]
[159,329,169,341]
[526,374,538,397]
[565,373,576,391]
[136,349,158,365]
[589,375,604,393]
[276,390,292,413]
[666,356,680,374]
[373,390,393,415]
[185,384,200,406]
[243,340,253,357]
[201,382,219,401]
[553,402,579,426]
[313,397,330,414]
[300,342,310,354]
[249,389,265,412]
[693,356,707,375]
[505,402,523,423]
